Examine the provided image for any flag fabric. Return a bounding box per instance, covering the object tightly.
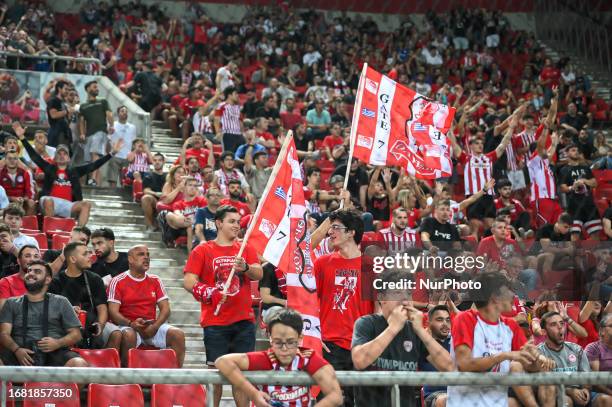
[352,66,456,179]
[247,135,322,353]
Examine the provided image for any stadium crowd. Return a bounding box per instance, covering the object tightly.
[0,1,611,406]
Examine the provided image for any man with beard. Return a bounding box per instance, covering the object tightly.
[559,144,602,239]
[378,208,419,254]
[194,187,222,244]
[46,80,73,147]
[108,245,185,367]
[90,228,129,286]
[213,152,252,200]
[49,242,121,351]
[421,305,452,407]
[0,245,40,310]
[538,312,611,407]
[183,205,262,407]
[141,152,166,232]
[420,200,461,254]
[0,260,88,367]
[219,179,251,217]
[79,80,114,186]
[0,225,19,279]
[494,178,531,235]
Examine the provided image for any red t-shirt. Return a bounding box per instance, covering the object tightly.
[494,198,526,222]
[314,252,373,349]
[184,148,211,168]
[0,168,34,199]
[0,274,26,299]
[50,168,73,201]
[246,348,328,406]
[172,196,208,222]
[539,66,560,88]
[476,236,522,268]
[567,305,599,348]
[179,97,204,119]
[183,240,259,327]
[322,135,343,152]
[501,296,527,318]
[107,272,168,321]
[219,198,251,217]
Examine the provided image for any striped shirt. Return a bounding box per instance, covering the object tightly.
[527,152,556,201]
[127,152,150,174]
[215,102,242,135]
[459,151,497,196]
[378,226,418,253]
[507,128,537,171]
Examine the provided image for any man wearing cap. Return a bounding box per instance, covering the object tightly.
[13,123,123,226]
[79,80,114,186]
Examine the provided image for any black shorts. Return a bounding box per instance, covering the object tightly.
[203,320,255,366]
[222,133,246,154]
[466,194,497,220]
[0,347,80,367]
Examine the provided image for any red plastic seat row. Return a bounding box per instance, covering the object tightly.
[89,383,206,406]
[43,216,76,238]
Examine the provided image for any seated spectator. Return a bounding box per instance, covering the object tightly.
[219,179,252,217]
[305,99,331,141]
[107,106,136,187]
[585,314,612,395]
[538,312,611,407]
[21,130,56,172]
[351,270,453,407]
[254,117,278,150]
[90,228,129,286]
[2,204,38,250]
[165,177,207,251]
[178,133,214,169]
[194,187,221,244]
[213,152,252,200]
[494,178,532,235]
[322,123,344,161]
[48,242,121,351]
[535,213,574,276]
[140,152,166,232]
[420,305,452,407]
[14,123,123,226]
[0,224,19,278]
[108,245,185,367]
[259,263,287,323]
[0,260,88,368]
[126,138,153,184]
[0,149,35,214]
[0,245,40,310]
[420,200,461,254]
[476,216,523,269]
[234,129,267,167]
[216,308,343,407]
[44,226,92,274]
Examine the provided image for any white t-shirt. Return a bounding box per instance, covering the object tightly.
[216,66,234,92]
[112,121,137,159]
[22,145,56,167]
[0,186,8,209]
[13,233,39,250]
[303,51,322,67]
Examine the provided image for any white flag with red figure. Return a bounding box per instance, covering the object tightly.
[352,66,456,179]
[247,134,321,352]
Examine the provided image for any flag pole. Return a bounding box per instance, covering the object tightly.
[214,130,295,315]
[340,63,368,209]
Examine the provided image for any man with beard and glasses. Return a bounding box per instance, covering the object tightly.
[90,228,129,286]
[49,242,121,351]
[0,260,88,368]
[378,207,420,254]
[420,305,452,407]
[79,80,114,186]
[219,179,251,217]
[0,245,40,310]
[108,245,185,367]
[537,312,611,407]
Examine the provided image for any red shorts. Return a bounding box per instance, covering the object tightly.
[535,198,562,226]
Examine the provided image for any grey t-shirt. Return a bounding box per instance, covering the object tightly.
[0,293,81,348]
[538,341,590,379]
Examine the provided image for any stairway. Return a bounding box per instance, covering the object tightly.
[149,121,182,168]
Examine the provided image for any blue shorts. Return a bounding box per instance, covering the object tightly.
[203,320,255,366]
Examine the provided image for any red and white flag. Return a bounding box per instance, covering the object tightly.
[247,134,321,353]
[352,66,456,179]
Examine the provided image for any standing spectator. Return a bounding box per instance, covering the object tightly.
[560,103,587,137]
[140,153,166,232]
[315,209,373,407]
[421,305,452,407]
[0,245,40,310]
[538,312,611,406]
[494,178,531,235]
[0,224,19,279]
[107,106,136,187]
[183,205,263,407]
[0,260,88,368]
[2,205,38,250]
[351,271,453,407]
[216,308,343,407]
[14,123,123,226]
[559,144,602,239]
[79,80,113,186]
[0,150,35,214]
[585,314,612,396]
[306,99,331,141]
[214,86,244,153]
[215,61,237,92]
[244,149,272,201]
[48,242,121,350]
[46,80,73,147]
[527,128,561,226]
[131,62,163,113]
[90,228,129,286]
[194,187,222,244]
[108,245,186,367]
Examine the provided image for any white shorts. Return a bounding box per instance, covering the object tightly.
[40,196,75,218]
[84,131,109,160]
[120,322,173,348]
[101,322,121,345]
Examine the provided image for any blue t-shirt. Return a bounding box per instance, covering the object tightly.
[194,207,217,241]
[420,336,451,397]
[234,143,267,160]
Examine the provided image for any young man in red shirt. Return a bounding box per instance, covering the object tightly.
[177,133,215,169]
[494,178,531,235]
[217,308,343,407]
[108,245,185,367]
[314,209,373,407]
[183,205,263,407]
[165,177,208,251]
[219,179,252,217]
[476,217,523,269]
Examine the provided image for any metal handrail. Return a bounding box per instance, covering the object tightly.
[0,51,102,74]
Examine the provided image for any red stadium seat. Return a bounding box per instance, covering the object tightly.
[20,228,40,235]
[43,217,76,238]
[88,384,144,407]
[52,233,72,250]
[21,215,39,231]
[151,384,206,407]
[23,382,79,407]
[23,232,48,250]
[128,348,179,369]
[73,348,120,368]
[3,382,14,407]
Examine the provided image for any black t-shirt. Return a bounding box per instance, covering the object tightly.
[536,224,571,242]
[333,165,369,206]
[48,270,107,317]
[605,207,612,222]
[91,252,129,281]
[143,172,167,193]
[352,314,428,407]
[560,113,587,132]
[419,217,460,248]
[368,195,390,221]
[259,263,286,311]
[0,251,19,279]
[560,164,594,202]
[46,96,66,127]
